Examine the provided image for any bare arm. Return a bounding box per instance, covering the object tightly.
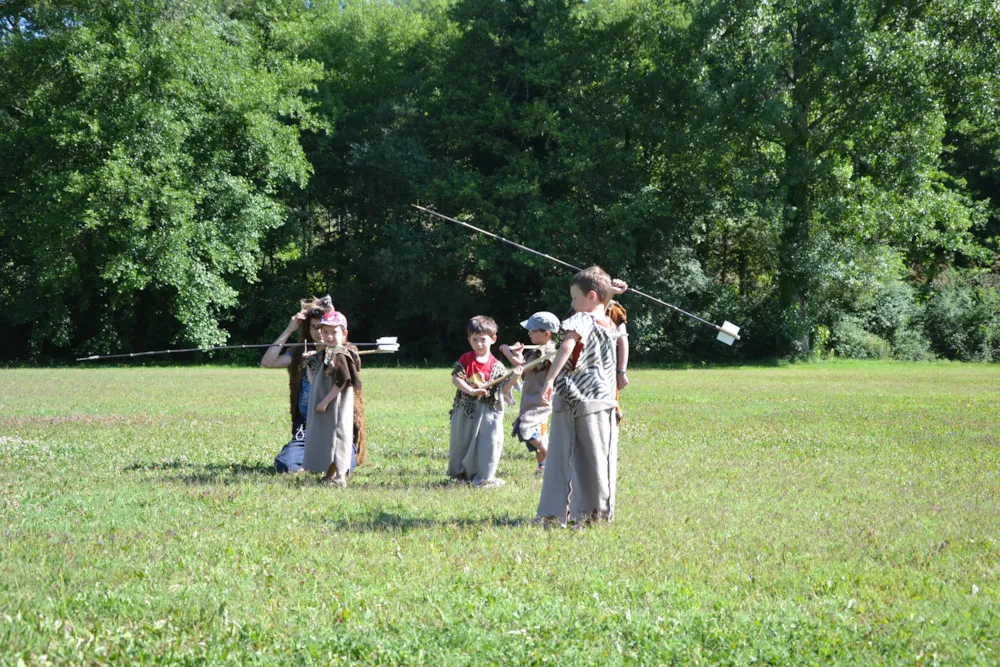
[260,311,305,369]
[616,325,630,390]
[540,332,580,405]
[498,343,525,366]
[315,382,342,413]
[452,374,488,398]
[501,365,523,404]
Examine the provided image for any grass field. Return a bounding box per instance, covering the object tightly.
[1,363,998,664]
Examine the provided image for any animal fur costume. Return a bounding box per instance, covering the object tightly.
[568,301,627,421]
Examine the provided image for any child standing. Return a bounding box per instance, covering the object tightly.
[537,267,622,526]
[448,316,516,488]
[303,310,361,487]
[499,311,560,476]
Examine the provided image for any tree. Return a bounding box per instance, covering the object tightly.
[683,0,992,354]
[0,0,320,358]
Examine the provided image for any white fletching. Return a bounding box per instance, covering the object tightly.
[376,337,398,345]
[716,321,741,346]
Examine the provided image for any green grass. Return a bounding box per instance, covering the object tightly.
[1,362,998,664]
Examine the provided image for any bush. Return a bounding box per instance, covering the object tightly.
[891,326,936,361]
[924,270,1000,362]
[830,316,893,359]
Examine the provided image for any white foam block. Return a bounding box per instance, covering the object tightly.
[716,320,741,346]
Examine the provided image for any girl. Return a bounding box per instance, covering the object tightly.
[303,310,361,486]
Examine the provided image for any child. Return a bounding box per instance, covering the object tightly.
[537,266,623,526]
[303,310,361,487]
[499,311,560,476]
[448,315,517,488]
[261,295,334,474]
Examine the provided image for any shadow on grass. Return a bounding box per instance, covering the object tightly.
[123,460,276,484]
[323,510,529,533]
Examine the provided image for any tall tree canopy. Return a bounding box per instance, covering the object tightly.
[0,0,320,355]
[1,0,997,362]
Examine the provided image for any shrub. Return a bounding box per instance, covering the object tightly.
[924,270,1000,362]
[830,316,893,359]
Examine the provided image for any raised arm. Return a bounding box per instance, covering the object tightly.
[260,311,305,369]
[498,342,525,366]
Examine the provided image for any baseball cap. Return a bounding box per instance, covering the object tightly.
[520,311,560,333]
[320,310,348,330]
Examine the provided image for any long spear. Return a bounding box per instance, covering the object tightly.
[77,337,401,362]
[411,204,741,344]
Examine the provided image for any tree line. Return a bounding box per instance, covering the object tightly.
[2,0,998,363]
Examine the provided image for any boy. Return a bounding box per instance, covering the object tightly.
[537,267,622,526]
[499,311,560,476]
[303,310,360,487]
[448,315,517,488]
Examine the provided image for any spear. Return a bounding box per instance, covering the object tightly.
[412,204,741,345]
[76,337,401,361]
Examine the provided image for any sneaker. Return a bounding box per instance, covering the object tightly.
[534,463,545,477]
[474,477,506,489]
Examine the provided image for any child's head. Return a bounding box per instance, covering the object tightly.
[570,266,614,312]
[466,315,498,356]
[520,311,559,345]
[318,310,348,348]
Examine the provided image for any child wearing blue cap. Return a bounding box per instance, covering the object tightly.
[499,311,560,476]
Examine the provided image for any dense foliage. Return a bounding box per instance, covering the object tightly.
[2,0,998,362]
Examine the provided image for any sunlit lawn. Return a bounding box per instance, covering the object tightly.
[1,362,998,664]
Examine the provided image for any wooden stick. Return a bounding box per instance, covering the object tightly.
[477,351,556,391]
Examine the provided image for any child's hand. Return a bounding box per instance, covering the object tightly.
[316,401,329,413]
[616,371,629,391]
[610,279,628,295]
[541,380,554,405]
[512,366,524,378]
[509,343,525,365]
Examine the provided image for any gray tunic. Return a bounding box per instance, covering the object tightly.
[447,401,505,484]
[302,352,355,475]
[536,395,619,524]
[448,356,507,483]
[513,343,555,441]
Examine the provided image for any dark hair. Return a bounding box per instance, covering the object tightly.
[571,265,613,304]
[467,315,498,337]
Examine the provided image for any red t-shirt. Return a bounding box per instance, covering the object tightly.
[458,352,498,386]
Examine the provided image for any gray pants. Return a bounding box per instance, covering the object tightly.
[536,396,618,525]
[448,402,504,484]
